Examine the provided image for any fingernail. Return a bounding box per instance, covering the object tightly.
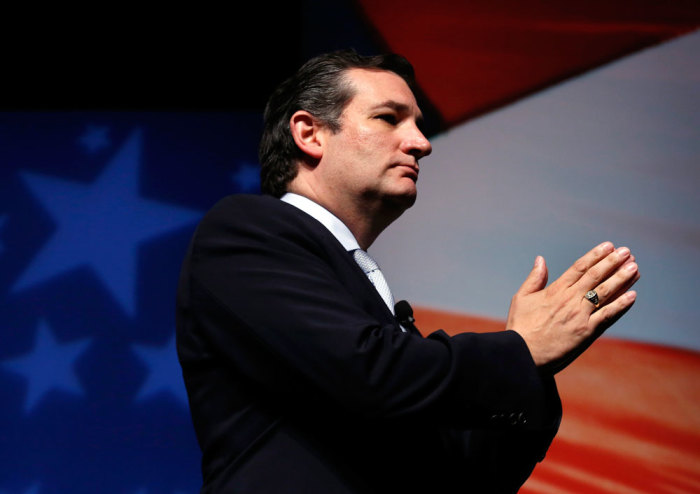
[625,262,637,272]
[617,247,630,258]
[599,241,614,253]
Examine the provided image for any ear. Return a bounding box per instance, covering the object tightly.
[290,110,325,161]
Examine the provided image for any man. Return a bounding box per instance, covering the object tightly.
[176,50,639,493]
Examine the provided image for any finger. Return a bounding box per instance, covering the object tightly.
[516,255,549,295]
[589,289,637,330]
[549,295,634,375]
[586,261,640,311]
[574,246,632,295]
[552,241,615,290]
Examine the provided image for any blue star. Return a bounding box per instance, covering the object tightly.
[21,484,40,494]
[132,335,188,407]
[2,320,90,413]
[78,124,110,153]
[13,129,203,315]
[231,162,260,192]
[0,482,41,494]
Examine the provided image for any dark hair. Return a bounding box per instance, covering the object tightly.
[259,49,416,197]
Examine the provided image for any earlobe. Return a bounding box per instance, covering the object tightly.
[290,111,324,160]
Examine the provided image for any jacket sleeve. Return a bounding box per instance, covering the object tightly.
[440,371,561,492]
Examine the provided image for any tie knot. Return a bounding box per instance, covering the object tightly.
[352,249,379,274]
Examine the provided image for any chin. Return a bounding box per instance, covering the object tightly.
[386,189,417,210]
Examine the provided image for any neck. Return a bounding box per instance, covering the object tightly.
[333,202,401,250]
[287,185,407,250]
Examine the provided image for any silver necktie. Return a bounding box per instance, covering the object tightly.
[352,249,395,315]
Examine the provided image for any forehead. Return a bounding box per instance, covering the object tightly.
[343,68,421,116]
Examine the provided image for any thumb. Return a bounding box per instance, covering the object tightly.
[517,255,548,295]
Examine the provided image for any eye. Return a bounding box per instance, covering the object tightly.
[376,114,398,125]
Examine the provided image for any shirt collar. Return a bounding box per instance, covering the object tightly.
[280,193,361,251]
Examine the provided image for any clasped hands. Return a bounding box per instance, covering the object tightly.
[507,242,640,374]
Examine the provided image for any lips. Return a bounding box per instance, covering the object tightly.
[394,163,419,181]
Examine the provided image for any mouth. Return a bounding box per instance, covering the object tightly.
[395,163,419,181]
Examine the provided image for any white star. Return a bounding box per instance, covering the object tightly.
[132,335,188,407]
[13,129,203,316]
[3,320,90,413]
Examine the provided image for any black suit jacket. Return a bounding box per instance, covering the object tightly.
[176,194,561,493]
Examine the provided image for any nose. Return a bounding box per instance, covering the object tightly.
[402,124,432,160]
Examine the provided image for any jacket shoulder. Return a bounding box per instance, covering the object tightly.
[201,194,318,231]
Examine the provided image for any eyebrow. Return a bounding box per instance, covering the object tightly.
[371,100,424,124]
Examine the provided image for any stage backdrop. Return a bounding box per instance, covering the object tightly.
[1,2,698,493]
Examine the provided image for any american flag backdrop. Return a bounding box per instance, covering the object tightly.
[0,113,262,493]
[1,2,699,493]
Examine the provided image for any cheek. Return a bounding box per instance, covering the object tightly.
[350,127,388,159]
[354,125,385,144]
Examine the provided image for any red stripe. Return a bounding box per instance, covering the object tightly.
[355,0,700,126]
[412,306,700,493]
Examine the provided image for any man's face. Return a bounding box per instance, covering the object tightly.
[318,68,432,212]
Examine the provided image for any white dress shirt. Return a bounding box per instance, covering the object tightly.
[280,192,360,251]
[280,193,401,322]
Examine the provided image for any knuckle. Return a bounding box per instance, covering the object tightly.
[595,284,610,299]
[596,305,614,323]
[587,267,604,285]
[572,258,588,274]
